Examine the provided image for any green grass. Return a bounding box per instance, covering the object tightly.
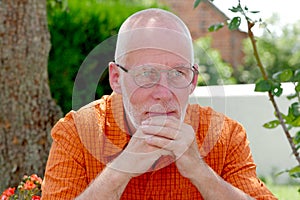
[266,183,300,200]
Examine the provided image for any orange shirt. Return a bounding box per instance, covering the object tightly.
[42,92,276,199]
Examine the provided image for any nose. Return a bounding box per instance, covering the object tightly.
[151,74,173,100]
[156,71,170,88]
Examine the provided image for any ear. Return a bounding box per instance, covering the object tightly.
[189,63,199,94]
[109,62,122,94]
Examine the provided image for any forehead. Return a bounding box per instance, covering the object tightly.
[122,49,190,68]
[115,27,194,65]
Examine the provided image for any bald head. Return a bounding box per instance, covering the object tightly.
[119,8,191,36]
[115,8,194,64]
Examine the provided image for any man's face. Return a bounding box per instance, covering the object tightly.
[118,49,196,130]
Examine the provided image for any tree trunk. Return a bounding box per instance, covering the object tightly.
[0,0,62,191]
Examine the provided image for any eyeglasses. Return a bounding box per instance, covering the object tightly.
[115,63,198,88]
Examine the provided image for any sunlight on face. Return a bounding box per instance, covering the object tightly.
[119,49,192,131]
[113,9,195,131]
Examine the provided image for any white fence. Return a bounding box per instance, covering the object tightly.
[189,83,298,183]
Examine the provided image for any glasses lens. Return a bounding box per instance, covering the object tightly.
[129,65,195,88]
[168,67,194,88]
[133,66,159,88]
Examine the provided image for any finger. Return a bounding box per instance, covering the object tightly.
[145,136,174,150]
[141,124,180,139]
[146,136,192,159]
[145,135,186,159]
[142,116,180,128]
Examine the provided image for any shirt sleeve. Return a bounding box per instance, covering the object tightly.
[221,121,277,200]
[41,112,88,200]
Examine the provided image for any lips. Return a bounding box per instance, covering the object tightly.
[145,111,178,118]
[141,102,180,120]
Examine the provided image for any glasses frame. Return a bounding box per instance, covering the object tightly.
[114,62,199,89]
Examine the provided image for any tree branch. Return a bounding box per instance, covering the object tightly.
[247,21,300,165]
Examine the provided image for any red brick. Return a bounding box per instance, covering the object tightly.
[159,0,247,67]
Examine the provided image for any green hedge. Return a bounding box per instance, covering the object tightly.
[47,0,166,114]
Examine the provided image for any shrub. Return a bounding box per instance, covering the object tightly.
[47,0,166,114]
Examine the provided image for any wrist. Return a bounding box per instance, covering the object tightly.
[188,159,210,183]
[104,166,133,186]
[76,166,132,200]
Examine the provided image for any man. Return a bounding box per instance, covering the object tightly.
[42,8,276,200]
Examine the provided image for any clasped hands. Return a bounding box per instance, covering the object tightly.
[108,116,202,179]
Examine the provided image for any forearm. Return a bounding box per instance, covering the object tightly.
[189,161,254,200]
[76,167,131,200]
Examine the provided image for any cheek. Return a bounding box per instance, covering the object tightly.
[120,75,136,95]
[177,89,190,103]
[129,89,149,106]
[121,79,146,106]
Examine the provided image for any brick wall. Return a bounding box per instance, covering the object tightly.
[159,0,247,67]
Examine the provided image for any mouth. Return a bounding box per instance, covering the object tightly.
[145,111,178,118]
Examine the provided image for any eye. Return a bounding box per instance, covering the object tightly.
[170,68,188,78]
[175,69,185,76]
[141,70,153,77]
[135,67,157,78]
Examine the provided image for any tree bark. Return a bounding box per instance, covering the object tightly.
[0,0,62,191]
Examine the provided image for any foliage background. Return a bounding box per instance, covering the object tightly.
[51,0,300,185]
[47,0,300,115]
[47,0,167,114]
[240,16,300,84]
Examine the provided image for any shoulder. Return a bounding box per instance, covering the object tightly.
[51,94,114,138]
[187,104,247,148]
[187,104,244,131]
[75,94,111,115]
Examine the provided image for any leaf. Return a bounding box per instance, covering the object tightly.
[229,5,243,13]
[287,93,297,100]
[271,85,283,97]
[271,81,283,97]
[250,11,260,13]
[280,112,289,121]
[288,166,300,178]
[228,17,241,30]
[293,131,300,144]
[295,83,300,92]
[275,169,286,177]
[294,69,300,81]
[208,23,224,32]
[272,69,293,82]
[255,79,272,92]
[193,0,202,8]
[277,166,300,179]
[296,143,300,151]
[292,102,300,117]
[291,116,300,127]
[263,120,280,129]
[285,106,296,124]
[285,103,300,127]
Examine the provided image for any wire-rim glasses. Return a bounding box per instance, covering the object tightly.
[115,62,198,88]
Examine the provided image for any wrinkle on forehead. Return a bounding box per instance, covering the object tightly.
[122,49,190,68]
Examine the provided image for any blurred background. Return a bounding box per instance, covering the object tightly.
[1,0,299,198]
[47,0,300,115]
